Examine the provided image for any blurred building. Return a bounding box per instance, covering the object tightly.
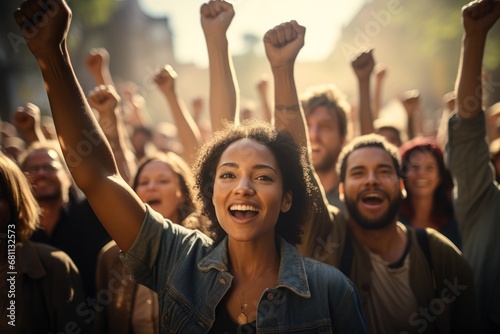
[2,0,498,131]
[73,0,205,124]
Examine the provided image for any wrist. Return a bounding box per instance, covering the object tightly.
[204,33,228,45]
[357,76,371,84]
[34,46,65,62]
[270,62,295,74]
[462,32,487,45]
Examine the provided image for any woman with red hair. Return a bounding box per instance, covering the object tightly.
[399,137,461,249]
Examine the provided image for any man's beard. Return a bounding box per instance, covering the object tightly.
[35,189,62,202]
[344,189,401,230]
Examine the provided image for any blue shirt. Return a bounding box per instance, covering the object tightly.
[121,206,368,333]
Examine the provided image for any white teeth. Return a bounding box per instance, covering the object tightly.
[230,205,259,212]
[416,179,429,186]
[364,193,382,200]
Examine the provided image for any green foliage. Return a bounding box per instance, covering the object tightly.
[484,24,500,70]
[68,0,118,27]
[391,0,500,68]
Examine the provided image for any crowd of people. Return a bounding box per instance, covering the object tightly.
[1,0,500,333]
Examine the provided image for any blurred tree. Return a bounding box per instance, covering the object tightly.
[0,0,118,121]
[243,33,260,53]
[391,0,500,74]
[390,0,500,106]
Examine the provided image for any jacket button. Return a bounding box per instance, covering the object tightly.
[218,278,226,285]
[267,293,274,300]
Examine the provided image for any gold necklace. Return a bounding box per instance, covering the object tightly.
[234,255,277,325]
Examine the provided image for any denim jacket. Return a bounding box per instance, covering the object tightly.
[120,206,367,333]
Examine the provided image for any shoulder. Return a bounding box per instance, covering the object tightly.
[24,240,79,274]
[423,227,461,255]
[303,256,354,290]
[409,226,461,258]
[301,256,362,315]
[97,240,121,265]
[412,227,473,277]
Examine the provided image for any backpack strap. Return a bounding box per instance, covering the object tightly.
[339,230,354,277]
[415,228,437,294]
[340,227,438,296]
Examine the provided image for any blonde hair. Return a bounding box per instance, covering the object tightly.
[0,153,40,242]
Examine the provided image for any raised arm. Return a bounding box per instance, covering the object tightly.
[14,0,145,251]
[11,102,46,145]
[487,103,500,141]
[264,20,308,148]
[400,89,422,139]
[456,0,500,120]
[154,65,202,165]
[200,0,239,130]
[351,49,375,135]
[256,74,273,124]
[121,83,149,128]
[84,48,115,88]
[264,21,338,261]
[87,85,137,182]
[373,65,387,120]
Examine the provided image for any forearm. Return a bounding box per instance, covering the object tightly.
[258,89,273,124]
[455,34,487,120]
[407,113,416,139]
[272,65,308,149]
[100,67,115,88]
[357,78,374,135]
[374,78,383,120]
[164,91,202,165]
[24,127,46,145]
[36,47,117,189]
[99,111,137,182]
[88,63,114,88]
[206,35,239,130]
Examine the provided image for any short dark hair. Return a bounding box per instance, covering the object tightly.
[194,119,314,245]
[337,134,402,183]
[301,84,349,139]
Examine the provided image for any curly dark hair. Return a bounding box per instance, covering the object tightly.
[193,119,314,246]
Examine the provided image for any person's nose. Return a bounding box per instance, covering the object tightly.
[308,124,318,143]
[233,176,255,196]
[145,180,159,190]
[364,170,379,186]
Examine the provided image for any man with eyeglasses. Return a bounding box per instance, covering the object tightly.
[19,141,111,303]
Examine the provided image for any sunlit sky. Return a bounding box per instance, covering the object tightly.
[138,0,366,67]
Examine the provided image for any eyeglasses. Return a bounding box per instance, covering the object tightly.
[23,164,61,174]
